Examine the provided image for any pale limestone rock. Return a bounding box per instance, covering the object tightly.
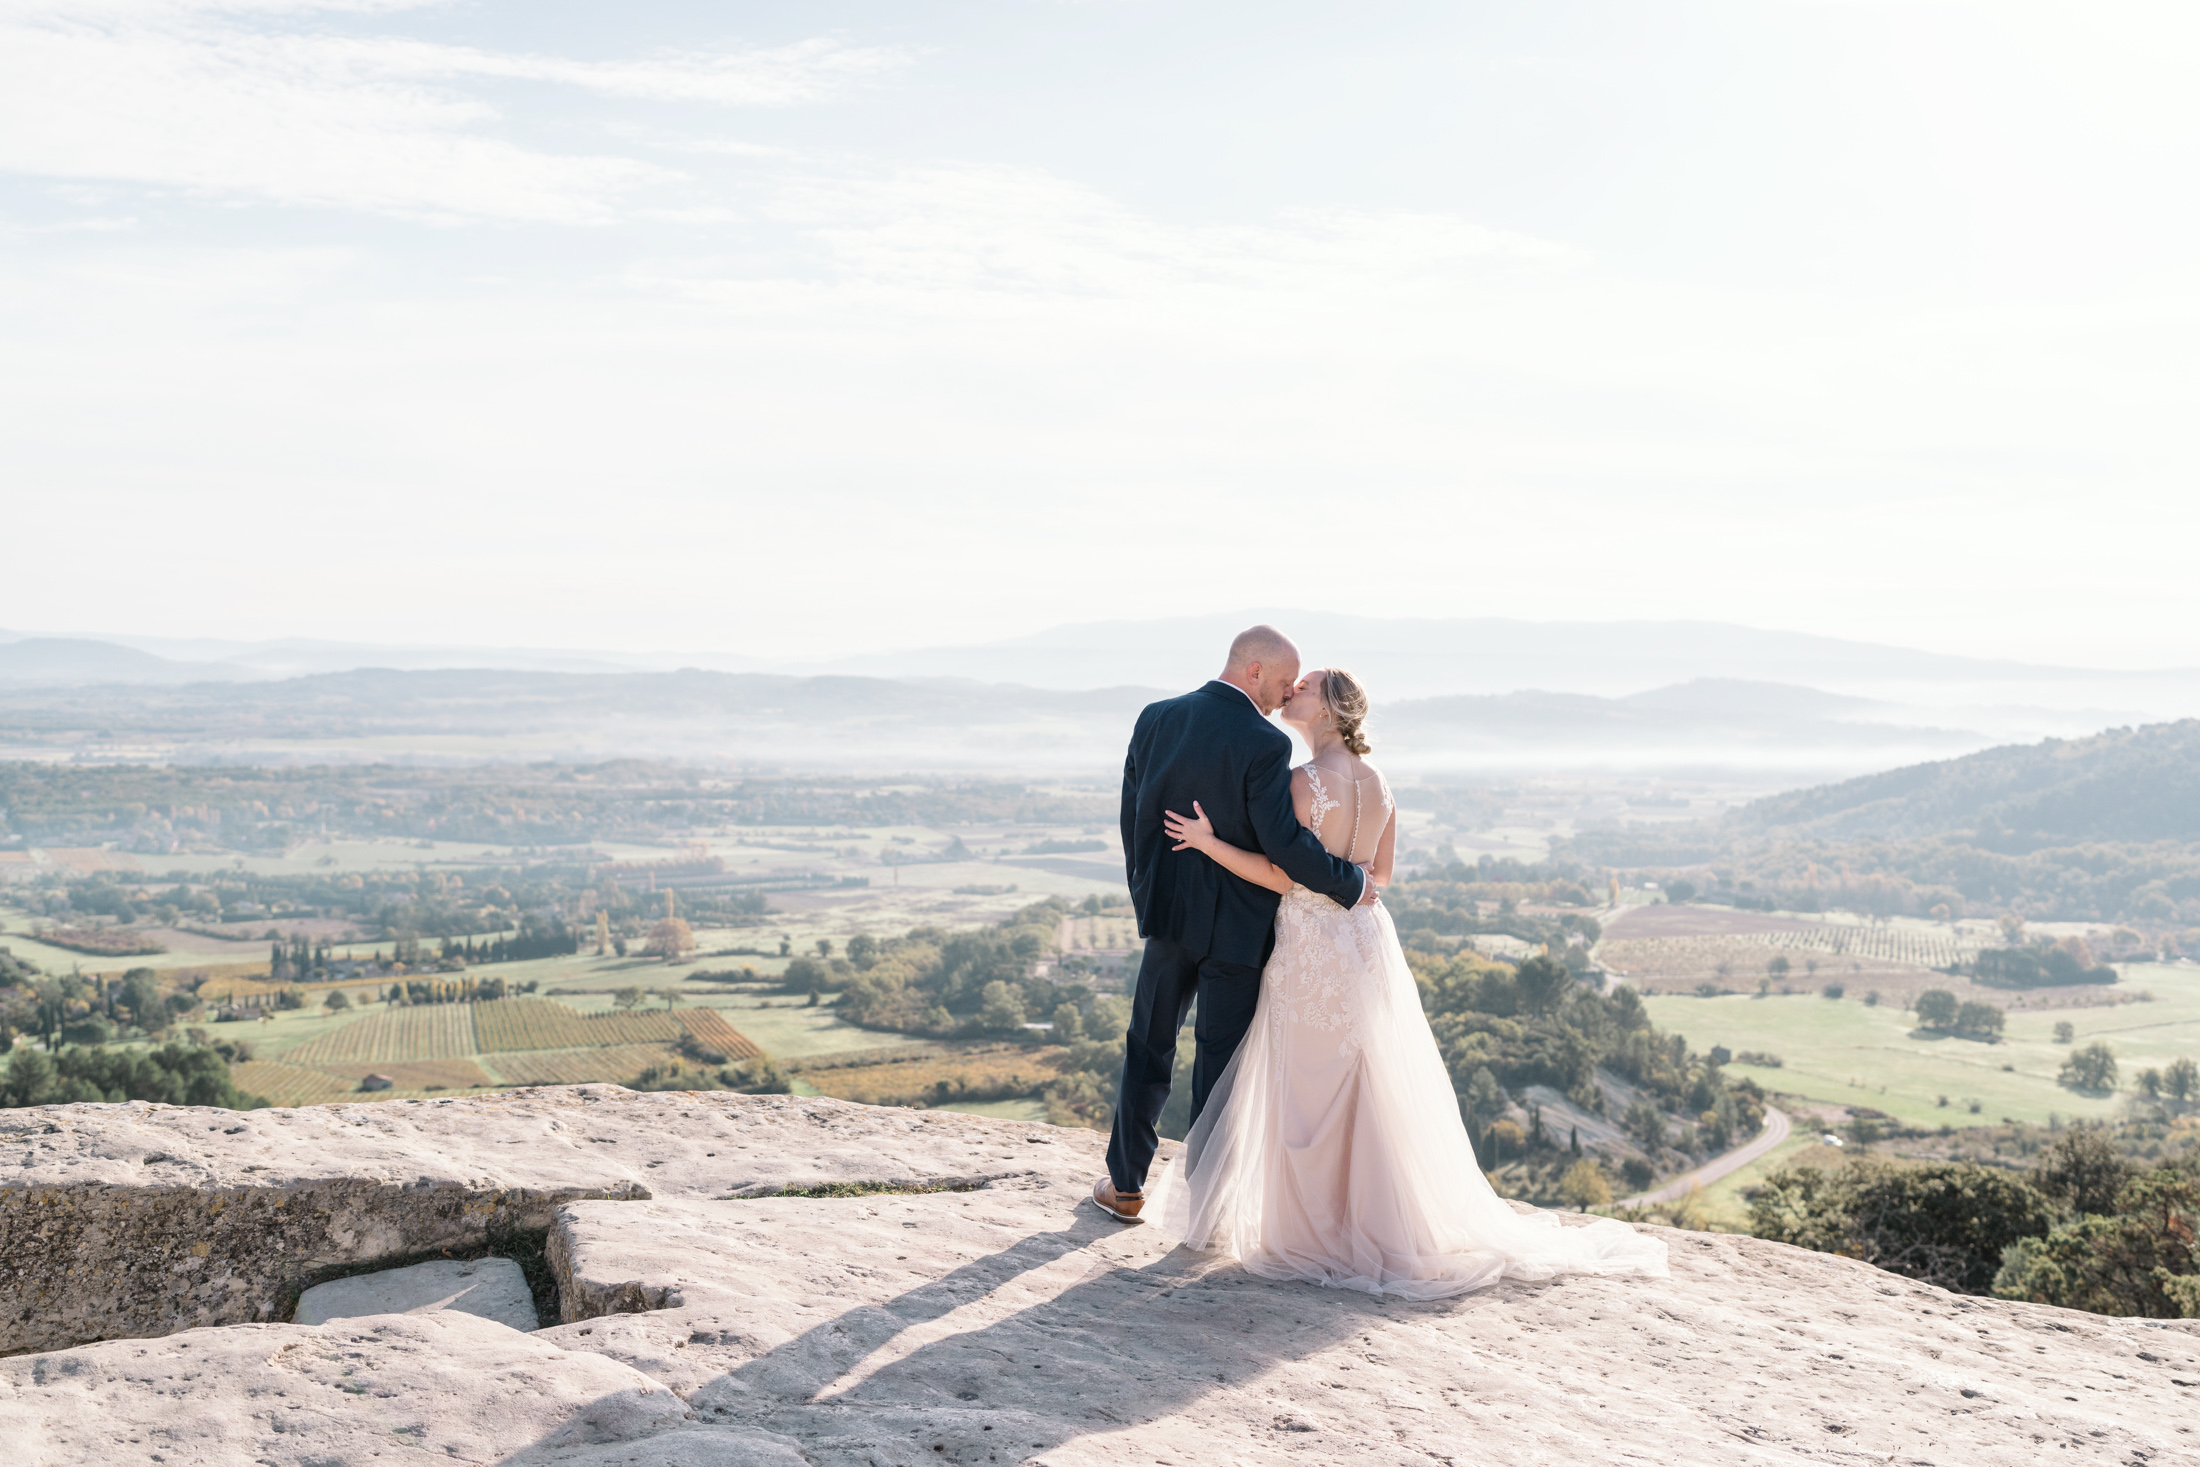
[0,1084,1023,1354]
[4,1086,2196,1466]
[0,1309,688,1465]
[293,1256,537,1330]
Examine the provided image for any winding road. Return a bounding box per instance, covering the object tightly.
[1617,1104,1792,1208]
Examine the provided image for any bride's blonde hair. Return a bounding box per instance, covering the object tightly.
[1316,667,1372,756]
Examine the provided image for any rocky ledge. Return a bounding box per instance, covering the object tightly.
[0,1086,2193,1465]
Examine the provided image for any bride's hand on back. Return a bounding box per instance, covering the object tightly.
[1163,800,1218,854]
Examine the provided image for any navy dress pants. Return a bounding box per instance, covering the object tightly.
[1104,934,1264,1194]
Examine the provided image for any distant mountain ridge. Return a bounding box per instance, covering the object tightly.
[1733,719,2200,848]
[0,638,249,686]
[0,667,1981,772]
[10,613,2197,753]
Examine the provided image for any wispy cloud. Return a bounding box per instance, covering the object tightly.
[0,3,902,221]
[751,163,1581,301]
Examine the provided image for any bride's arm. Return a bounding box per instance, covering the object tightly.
[1370,795,1397,889]
[1162,801,1296,895]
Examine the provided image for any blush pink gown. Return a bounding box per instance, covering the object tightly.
[1170,762,1668,1299]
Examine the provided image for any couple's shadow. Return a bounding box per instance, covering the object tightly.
[513,1201,1515,1463]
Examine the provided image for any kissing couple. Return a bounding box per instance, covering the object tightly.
[1094,624,1667,1297]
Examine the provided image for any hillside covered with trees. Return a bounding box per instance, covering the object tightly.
[1571,720,2200,925]
[819,896,1763,1206]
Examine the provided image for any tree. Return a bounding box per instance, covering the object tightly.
[815,938,833,958]
[1464,1066,1505,1127]
[322,989,350,1012]
[977,980,1027,1031]
[116,968,166,1033]
[1998,912,2026,944]
[1051,1003,1083,1040]
[1560,1159,1611,1212]
[658,987,679,1011]
[2054,1020,2076,1044]
[2034,1125,2137,1217]
[1767,955,1791,981]
[613,986,644,1011]
[781,956,831,997]
[2,1042,264,1109]
[2166,1056,2199,1104]
[2059,1042,2118,1092]
[1513,954,1572,1015]
[1624,1100,1666,1150]
[1954,1001,2005,1041]
[643,917,694,961]
[1914,989,1958,1030]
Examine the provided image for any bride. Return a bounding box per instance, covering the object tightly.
[1157,667,1668,1298]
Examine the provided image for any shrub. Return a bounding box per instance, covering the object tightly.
[628,1056,789,1094]
[1750,1161,2052,1294]
[1994,1171,2200,1318]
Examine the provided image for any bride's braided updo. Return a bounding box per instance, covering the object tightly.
[1317,667,1373,756]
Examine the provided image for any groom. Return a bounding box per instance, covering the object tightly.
[1094,624,1375,1222]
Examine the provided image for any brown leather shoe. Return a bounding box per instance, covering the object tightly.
[1092,1176,1145,1223]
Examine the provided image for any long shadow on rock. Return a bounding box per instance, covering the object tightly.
[494,1203,1534,1466]
[699,1229,1501,1465]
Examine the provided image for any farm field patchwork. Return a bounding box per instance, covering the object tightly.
[1640,962,2200,1131]
[481,1044,687,1086]
[219,995,769,1104]
[229,1059,356,1107]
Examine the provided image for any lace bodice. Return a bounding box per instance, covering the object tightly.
[1299,760,1392,864]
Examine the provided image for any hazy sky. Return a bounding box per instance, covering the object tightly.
[3,1,2196,664]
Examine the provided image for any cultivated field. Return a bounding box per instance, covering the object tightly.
[482,1044,687,1085]
[216,994,769,1104]
[285,1004,477,1064]
[1639,961,2200,1131]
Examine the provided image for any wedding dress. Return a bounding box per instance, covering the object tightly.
[1168,761,1669,1298]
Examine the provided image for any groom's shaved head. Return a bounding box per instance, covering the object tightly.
[1225,624,1295,673]
[1221,624,1301,714]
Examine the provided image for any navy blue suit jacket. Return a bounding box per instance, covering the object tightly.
[1120,681,1367,968]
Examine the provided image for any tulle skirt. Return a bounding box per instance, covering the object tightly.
[1162,888,1668,1299]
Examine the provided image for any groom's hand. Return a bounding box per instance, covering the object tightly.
[1355,864,1381,906]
